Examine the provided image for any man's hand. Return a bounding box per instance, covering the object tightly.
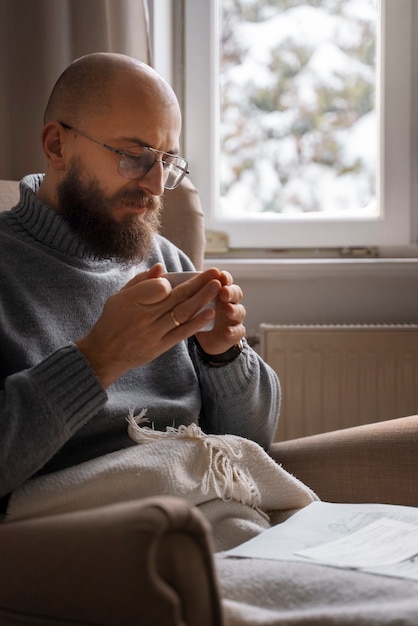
[76,263,223,388]
[194,270,246,356]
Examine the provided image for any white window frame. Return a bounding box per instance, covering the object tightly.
[182,0,413,250]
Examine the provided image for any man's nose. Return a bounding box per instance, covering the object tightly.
[136,159,165,196]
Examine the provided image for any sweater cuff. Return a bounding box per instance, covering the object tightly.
[29,344,107,428]
[191,338,255,395]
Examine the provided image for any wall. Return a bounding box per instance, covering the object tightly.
[204,259,418,348]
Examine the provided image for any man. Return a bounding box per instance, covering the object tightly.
[0,53,280,504]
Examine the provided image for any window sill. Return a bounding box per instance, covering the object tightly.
[203,253,418,280]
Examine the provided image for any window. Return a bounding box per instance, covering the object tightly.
[220,1,377,217]
[183,0,413,250]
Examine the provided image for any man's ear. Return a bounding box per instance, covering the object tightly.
[41,122,67,171]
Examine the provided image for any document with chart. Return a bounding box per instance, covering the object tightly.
[226,501,418,581]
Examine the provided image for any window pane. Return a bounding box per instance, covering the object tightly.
[220,0,378,218]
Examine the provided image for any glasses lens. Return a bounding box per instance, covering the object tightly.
[163,157,189,190]
[163,166,183,190]
[119,147,188,189]
[119,148,154,180]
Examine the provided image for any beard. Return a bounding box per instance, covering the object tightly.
[56,158,162,263]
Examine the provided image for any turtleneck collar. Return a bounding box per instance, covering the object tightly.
[9,174,123,264]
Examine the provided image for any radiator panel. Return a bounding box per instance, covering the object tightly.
[259,324,418,441]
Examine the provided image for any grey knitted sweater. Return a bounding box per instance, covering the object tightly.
[0,175,280,499]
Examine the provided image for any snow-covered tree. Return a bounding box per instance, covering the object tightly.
[220,0,377,214]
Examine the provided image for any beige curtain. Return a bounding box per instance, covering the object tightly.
[0,0,150,180]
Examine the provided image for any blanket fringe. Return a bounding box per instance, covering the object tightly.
[126,409,261,509]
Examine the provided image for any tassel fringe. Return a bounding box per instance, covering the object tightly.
[126,409,261,509]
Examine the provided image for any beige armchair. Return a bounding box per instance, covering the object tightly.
[271,414,418,507]
[1,178,418,625]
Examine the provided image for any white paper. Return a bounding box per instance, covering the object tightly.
[226,501,418,581]
[296,517,418,567]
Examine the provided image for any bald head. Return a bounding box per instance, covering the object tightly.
[44,52,179,128]
[38,52,183,213]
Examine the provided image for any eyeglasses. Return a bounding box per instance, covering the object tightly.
[59,122,189,190]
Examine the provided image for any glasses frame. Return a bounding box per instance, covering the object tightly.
[59,122,189,190]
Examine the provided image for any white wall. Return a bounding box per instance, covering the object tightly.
[241,271,418,337]
[202,259,418,346]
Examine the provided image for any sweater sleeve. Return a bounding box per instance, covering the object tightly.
[189,338,280,449]
[0,344,107,498]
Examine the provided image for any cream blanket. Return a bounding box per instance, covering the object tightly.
[7,411,316,550]
[216,554,418,625]
[8,415,418,625]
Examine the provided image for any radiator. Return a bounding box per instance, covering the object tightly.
[259,324,418,441]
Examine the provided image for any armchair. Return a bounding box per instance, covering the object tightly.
[1,178,418,625]
[270,414,418,508]
[0,497,223,626]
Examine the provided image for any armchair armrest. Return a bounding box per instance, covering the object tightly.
[269,415,418,507]
[0,496,223,626]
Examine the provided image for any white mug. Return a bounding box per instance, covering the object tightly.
[161,271,215,331]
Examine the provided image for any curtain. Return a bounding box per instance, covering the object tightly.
[0,0,150,180]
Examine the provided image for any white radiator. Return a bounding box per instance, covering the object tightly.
[259,324,418,441]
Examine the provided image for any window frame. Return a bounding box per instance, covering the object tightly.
[182,0,413,250]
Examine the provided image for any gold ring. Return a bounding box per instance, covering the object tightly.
[170,309,181,327]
